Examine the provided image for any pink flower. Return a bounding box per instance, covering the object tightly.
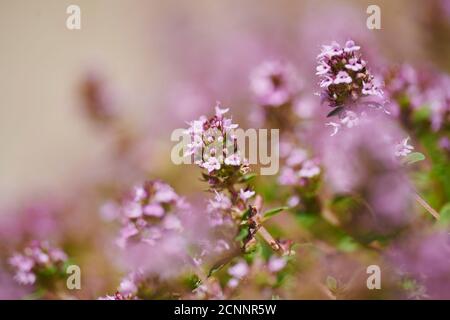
[113,180,187,248]
[343,40,360,53]
[122,202,142,219]
[224,153,241,166]
[340,111,360,128]
[228,260,249,279]
[9,241,68,287]
[394,137,414,157]
[319,42,343,58]
[345,57,364,72]
[203,157,221,173]
[268,256,287,273]
[298,160,321,178]
[316,62,331,75]
[334,71,352,84]
[250,61,301,107]
[239,189,255,201]
[9,254,34,272]
[278,167,297,186]
[362,81,382,96]
[208,191,232,211]
[143,203,165,217]
[316,40,385,123]
[14,272,36,286]
[215,104,229,117]
[132,186,147,202]
[118,277,138,296]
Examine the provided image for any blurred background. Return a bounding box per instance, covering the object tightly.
[1,0,448,208]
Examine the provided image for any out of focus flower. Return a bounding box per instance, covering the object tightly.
[228,260,249,279]
[383,64,450,131]
[239,189,255,201]
[287,195,300,208]
[227,260,249,288]
[278,147,320,187]
[267,256,287,273]
[250,61,301,107]
[438,136,450,151]
[394,137,414,157]
[98,292,138,300]
[319,118,414,231]
[9,241,68,286]
[115,180,187,248]
[388,231,450,299]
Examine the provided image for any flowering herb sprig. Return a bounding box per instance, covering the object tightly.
[185,103,250,192]
[317,40,386,134]
[9,241,68,290]
[116,180,186,248]
[185,105,291,258]
[250,61,302,131]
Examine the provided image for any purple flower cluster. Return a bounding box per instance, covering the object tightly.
[317,40,383,106]
[250,61,301,107]
[185,103,250,188]
[316,40,385,134]
[116,180,187,248]
[388,232,450,299]
[8,241,67,286]
[384,64,450,131]
[227,256,287,289]
[278,146,321,187]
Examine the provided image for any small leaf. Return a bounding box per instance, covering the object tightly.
[402,152,425,165]
[326,107,344,118]
[240,173,257,182]
[208,262,227,277]
[326,276,338,292]
[439,203,450,226]
[241,208,251,220]
[235,227,249,242]
[263,206,288,220]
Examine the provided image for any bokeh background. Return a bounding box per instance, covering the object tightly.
[1,0,448,208]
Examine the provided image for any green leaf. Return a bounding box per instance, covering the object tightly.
[439,203,450,226]
[235,227,249,242]
[338,236,358,252]
[326,276,338,292]
[326,107,344,118]
[402,152,425,165]
[263,206,288,220]
[241,208,251,220]
[240,173,257,182]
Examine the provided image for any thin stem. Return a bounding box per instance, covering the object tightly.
[413,192,440,220]
[256,225,289,255]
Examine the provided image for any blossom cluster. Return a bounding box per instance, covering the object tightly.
[384,64,450,132]
[116,180,187,248]
[226,256,287,289]
[250,60,301,107]
[9,241,68,286]
[278,147,321,187]
[316,40,386,135]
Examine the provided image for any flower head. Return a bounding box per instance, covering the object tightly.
[394,137,414,157]
[9,241,68,286]
[316,40,384,128]
[115,180,186,248]
[250,61,301,107]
